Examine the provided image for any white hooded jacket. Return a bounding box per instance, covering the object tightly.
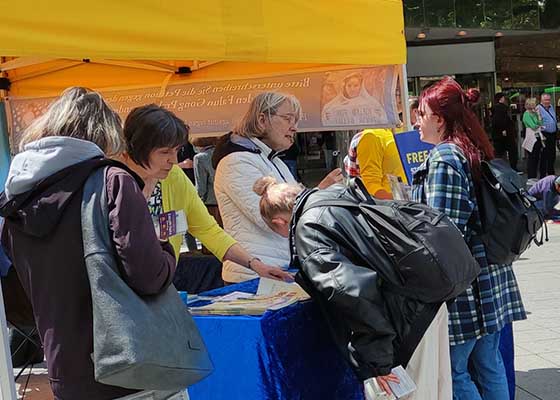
[214,135,296,283]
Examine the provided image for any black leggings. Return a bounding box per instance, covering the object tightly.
[542,132,557,175]
[527,139,545,179]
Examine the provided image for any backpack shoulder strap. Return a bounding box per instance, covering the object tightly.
[348,177,376,203]
[81,166,112,260]
[304,198,361,212]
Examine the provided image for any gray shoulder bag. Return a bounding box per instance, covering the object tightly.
[81,167,213,391]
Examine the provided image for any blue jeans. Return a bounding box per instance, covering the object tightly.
[450,331,509,400]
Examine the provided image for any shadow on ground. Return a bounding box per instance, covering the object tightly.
[516,367,560,400]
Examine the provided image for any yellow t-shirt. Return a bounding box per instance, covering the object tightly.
[160,166,237,261]
[356,129,407,196]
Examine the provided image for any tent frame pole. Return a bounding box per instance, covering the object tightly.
[400,64,412,131]
[0,58,17,399]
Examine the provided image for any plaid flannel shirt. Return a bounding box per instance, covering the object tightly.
[412,143,526,345]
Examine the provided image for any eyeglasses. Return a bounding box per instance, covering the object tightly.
[417,110,434,119]
[272,113,298,124]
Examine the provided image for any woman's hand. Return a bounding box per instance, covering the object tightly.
[375,373,399,396]
[318,168,344,189]
[251,260,294,282]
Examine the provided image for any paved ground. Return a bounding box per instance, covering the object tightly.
[513,222,560,400]
[10,224,560,400]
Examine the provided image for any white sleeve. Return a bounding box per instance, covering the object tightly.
[215,153,272,232]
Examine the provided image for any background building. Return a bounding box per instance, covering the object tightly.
[403,0,559,131]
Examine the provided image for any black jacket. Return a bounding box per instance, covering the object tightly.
[290,185,440,380]
[492,102,514,140]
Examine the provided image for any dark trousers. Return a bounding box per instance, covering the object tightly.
[494,137,518,170]
[527,139,546,179]
[542,132,557,175]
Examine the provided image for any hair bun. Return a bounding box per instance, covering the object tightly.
[253,176,277,197]
[465,88,480,104]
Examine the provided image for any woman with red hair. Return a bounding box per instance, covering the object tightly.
[412,77,526,400]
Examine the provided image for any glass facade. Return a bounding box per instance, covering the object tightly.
[403,0,547,30]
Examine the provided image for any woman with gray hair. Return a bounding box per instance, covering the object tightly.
[0,87,185,400]
[213,91,343,283]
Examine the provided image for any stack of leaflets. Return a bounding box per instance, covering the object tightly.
[189,291,301,315]
[188,278,310,316]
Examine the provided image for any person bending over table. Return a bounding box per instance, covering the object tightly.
[213,91,343,283]
[120,104,292,283]
[253,176,452,400]
[528,175,560,219]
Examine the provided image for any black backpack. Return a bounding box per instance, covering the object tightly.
[476,158,547,265]
[293,178,480,304]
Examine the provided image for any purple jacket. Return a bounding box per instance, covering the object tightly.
[0,157,176,399]
[528,175,560,217]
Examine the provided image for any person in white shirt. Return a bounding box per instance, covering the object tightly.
[213,92,342,283]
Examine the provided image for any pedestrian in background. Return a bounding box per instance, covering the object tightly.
[524,98,545,179]
[190,136,221,226]
[319,132,337,171]
[537,93,558,175]
[492,92,518,171]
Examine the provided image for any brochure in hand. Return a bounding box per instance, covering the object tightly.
[363,365,416,400]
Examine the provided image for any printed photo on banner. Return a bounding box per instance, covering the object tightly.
[320,68,393,127]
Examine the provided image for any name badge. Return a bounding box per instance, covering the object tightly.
[153,210,188,240]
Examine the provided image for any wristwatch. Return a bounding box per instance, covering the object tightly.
[247,257,261,270]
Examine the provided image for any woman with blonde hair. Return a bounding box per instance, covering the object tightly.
[252,176,454,400]
[213,91,342,283]
[1,87,187,399]
[523,97,545,179]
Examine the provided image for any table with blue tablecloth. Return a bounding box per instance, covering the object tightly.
[184,279,517,400]
[186,279,363,400]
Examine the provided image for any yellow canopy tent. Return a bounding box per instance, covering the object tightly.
[0,0,405,97]
[0,2,406,398]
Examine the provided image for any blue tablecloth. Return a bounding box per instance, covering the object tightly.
[186,279,517,400]
[187,279,363,400]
